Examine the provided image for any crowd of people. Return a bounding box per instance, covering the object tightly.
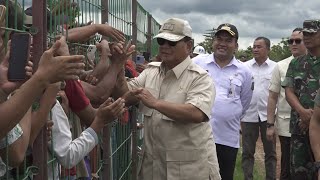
[191,20,320,180]
[1,0,320,180]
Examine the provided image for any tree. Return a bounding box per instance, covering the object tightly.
[196,29,217,54]
[235,46,253,62]
[269,38,291,62]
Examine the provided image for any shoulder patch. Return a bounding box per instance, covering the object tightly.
[188,63,208,75]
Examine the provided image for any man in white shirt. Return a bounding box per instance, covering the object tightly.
[242,37,277,180]
[193,23,253,180]
[266,28,307,180]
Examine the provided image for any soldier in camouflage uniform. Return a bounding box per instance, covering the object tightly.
[309,20,320,179]
[282,19,320,180]
[310,89,320,180]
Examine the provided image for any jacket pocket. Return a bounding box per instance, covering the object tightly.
[166,149,209,180]
[161,92,187,121]
[263,75,272,89]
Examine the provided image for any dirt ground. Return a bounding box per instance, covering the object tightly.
[255,136,281,179]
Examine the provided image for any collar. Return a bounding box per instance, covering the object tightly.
[306,53,320,65]
[251,57,272,66]
[160,56,192,79]
[205,53,240,68]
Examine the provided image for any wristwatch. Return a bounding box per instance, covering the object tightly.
[314,161,320,172]
[266,122,274,128]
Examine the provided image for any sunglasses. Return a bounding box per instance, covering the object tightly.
[287,38,302,45]
[157,38,179,46]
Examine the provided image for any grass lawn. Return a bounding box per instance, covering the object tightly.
[234,148,264,180]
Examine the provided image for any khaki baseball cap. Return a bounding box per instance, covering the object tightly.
[154,17,192,42]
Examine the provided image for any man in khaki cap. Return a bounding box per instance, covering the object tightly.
[113,17,221,180]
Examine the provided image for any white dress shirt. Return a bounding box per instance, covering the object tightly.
[242,58,277,122]
[193,54,253,148]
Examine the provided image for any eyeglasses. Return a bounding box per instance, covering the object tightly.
[157,38,179,46]
[287,38,302,45]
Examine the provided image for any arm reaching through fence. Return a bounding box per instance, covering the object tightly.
[49,97,125,168]
[60,23,125,43]
[0,39,85,139]
[0,37,85,175]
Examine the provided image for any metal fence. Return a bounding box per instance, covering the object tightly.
[0,0,160,179]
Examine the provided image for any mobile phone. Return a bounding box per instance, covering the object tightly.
[135,55,145,65]
[8,33,31,81]
[86,44,96,62]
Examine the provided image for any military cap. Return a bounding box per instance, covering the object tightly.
[302,19,320,33]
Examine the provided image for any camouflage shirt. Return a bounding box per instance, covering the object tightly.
[315,90,320,107]
[282,54,320,135]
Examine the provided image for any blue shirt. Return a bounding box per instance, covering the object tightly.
[193,54,253,148]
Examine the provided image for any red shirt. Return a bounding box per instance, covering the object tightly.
[126,59,138,77]
[65,80,90,112]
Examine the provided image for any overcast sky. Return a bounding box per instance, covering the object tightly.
[137,0,320,49]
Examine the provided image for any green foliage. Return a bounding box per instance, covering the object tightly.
[48,0,81,28]
[268,38,291,62]
[198,37,213,54]
[196,29,217,54]
[236,46,253,62]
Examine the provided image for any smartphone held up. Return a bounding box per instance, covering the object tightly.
[8,33,31,81]
[135,55,145,65]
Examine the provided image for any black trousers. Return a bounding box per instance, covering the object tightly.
[216,143,238,180]
[279,136,291,180]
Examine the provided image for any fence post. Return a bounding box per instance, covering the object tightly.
[131,1,138,179]
[32,0,48,179]
[131,108,138,180]
[101,0,108,25]
[131,0,137,61]
[146,13,152,58]
[100,0,112,179]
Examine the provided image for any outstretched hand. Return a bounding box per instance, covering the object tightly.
[96,98,126,124]
[35,40,85,84]
[97,23,125,42]
[131,88,157,108]
[110,40,135,68]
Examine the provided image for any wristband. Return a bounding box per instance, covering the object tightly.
[314,161,320,172]
[266,122,274,128]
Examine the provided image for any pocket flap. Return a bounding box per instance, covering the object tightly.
[263,74,272,80]
[232,79,242,86]
[166,149,204,162]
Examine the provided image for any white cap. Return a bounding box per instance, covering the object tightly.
[193,46,206,55]
[154,18,192,42]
